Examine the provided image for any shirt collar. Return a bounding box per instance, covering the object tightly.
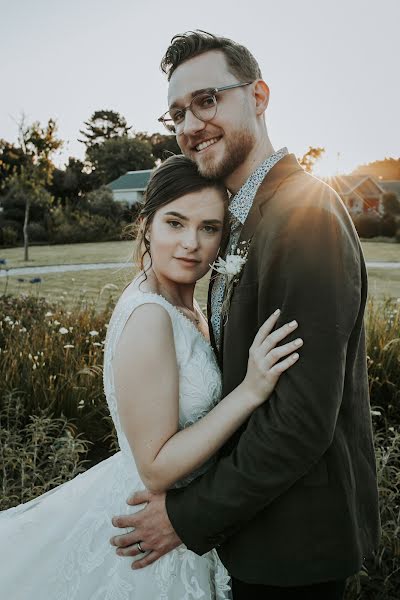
[229,147,288,225]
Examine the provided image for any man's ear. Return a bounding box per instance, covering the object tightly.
[253,80,270,116]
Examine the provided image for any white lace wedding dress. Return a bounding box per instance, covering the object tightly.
[0,290,232,599]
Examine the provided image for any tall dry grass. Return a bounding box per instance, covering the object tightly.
[0,293,399,598]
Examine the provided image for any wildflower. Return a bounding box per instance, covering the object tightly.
[53,320,61,326]
[370,410,381,417]
[89,330,99,337]
[59,327,69,335]
[63,344,74,349]
[19,327,27,333]
[92,342,102,347]
[45,311,53,317]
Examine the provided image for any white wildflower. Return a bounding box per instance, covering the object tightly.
[63,344,74,349]
[45,311,53,317]
[370,410,381,417]
[92,342,102,347]
[59,327,69,335]
[89,330,99,337]
[53,320,61,326]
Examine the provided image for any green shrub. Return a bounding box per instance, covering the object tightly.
[0,294,117,467]
[0,224,19,247]
[0,391,91,510]
[353,213,381,238]
[345,426,400,600]
[27,221,48,242]
[366,299,400,432]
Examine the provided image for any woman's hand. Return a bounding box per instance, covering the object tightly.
[243,309,302,407]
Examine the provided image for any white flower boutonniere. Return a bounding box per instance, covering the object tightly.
[210,239,251,322]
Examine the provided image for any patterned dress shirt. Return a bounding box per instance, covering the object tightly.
[210,147,288,350]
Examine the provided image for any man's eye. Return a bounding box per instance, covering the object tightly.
[168,220,182,228]
[199,95,216,108]
[171,110,185,124]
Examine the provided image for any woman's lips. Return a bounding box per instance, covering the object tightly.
[175,257,201,266]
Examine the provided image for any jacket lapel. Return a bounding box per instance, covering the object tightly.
[207,272,221,362]
[221,154,303,357]
[237,153,303,247]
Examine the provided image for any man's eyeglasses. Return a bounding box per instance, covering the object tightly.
[158,81,253,135]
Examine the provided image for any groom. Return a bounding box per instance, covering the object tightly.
[111,31,380,598]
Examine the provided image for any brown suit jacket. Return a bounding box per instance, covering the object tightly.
[166,154,380,586]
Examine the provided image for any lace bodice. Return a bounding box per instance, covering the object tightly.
[103,290,222,485]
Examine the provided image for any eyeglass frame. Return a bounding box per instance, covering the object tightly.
[158,81,254,134]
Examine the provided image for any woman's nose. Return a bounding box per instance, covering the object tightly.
[181,230,199,250]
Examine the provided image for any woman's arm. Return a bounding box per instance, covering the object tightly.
[113,302,301,493]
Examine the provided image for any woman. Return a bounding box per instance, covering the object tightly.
[0,155,302,599]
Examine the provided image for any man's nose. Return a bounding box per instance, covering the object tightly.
[182,109,206,137]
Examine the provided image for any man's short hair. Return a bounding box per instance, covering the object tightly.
[161,30,262,82]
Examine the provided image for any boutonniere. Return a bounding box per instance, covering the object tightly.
[210,239,252,322]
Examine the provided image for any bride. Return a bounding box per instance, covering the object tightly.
[0,155,302,599]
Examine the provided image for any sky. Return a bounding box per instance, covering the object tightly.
[1,0,399,177]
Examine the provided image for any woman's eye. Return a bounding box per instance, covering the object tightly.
[168,220,182,228]
[203,225,218,234]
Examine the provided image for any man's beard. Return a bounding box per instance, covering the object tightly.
[195,127,256,181]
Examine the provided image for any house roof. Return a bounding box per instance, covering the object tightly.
[379,180,400,197]
[108,169,152,191]
[326,175,384,196]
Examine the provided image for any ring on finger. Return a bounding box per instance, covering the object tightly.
[136,541,145,553]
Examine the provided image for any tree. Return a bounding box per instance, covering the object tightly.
[298,147,325,173]
[382,192,400,217]
[16,116,62,260]
[50,157,93,208]
[352,158,400,180]
[79,110,132,148]
[136,132,180,162]
[0,139,32,191]
[86,136,155,185]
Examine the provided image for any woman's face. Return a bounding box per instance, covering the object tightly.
[147,187,225,286]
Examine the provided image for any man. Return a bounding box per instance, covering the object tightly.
[110,31,380,599]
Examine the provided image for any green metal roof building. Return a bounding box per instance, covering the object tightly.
[108,169,152,205]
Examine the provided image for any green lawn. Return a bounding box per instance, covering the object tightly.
[0,240,399,308]
[0,241,134,269]
[1,239,399,270]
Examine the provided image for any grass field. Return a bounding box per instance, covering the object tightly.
[0,240,399,308]
[1,239,399,269]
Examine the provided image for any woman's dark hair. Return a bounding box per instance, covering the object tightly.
[126,155,229,273]
[161,30,262,82]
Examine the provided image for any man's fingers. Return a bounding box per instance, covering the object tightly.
[127,489,151,506]
[116,541,149,557]
[110,528,142,548]
[132,550,161,570]
[111,513,140,529]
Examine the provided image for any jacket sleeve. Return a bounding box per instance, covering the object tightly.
[166,197,363,555]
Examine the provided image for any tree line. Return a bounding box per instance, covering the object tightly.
[0,110,179,255]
